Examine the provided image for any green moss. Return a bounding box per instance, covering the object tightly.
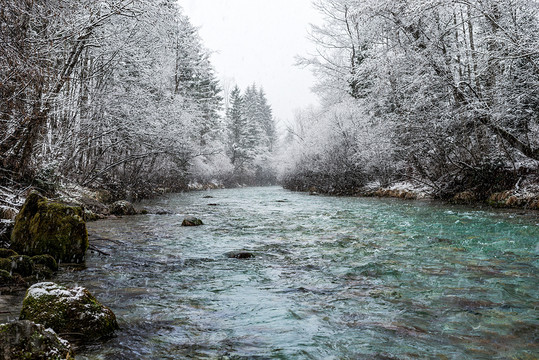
[0,258,11,272]
[20,283,119,341]
[0,248,18,258]
[9,255,34,276]
[11,192,88,263]
[21,293,69,331]
[0,320,74,359]
[0,269,13,284]
[31,265,54,280]
[31,255,58,271]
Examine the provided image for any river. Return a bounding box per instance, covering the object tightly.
[10,187,539,358]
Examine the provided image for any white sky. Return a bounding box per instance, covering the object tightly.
[180,0,321,126]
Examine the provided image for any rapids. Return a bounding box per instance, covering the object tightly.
[5,187,539,359]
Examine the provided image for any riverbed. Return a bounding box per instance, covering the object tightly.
[10,187,539,358]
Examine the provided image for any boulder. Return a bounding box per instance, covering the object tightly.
[110,200,137,216]
[225,251,255,259]
[182,216,204,226]
[30,255,59,280]
[0,320,74,360]
[0,256,34,277]
[31,255,58,272]
[8,255,34,277]
[0,254,57,284]
[0,269,13,285]
[451,190,477,204]
[20,282,118,341]
[10,192,88,263]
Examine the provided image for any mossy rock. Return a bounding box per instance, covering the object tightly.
[0,269,13,285]
[30,255,58,280]
[8,255,35,277]
[31,255,58,272]
[0,258,11,272]
[451,191,477,204]
[0,256,35,277]
[0,320,74,359]
[181,216,204,226]
[110,200,137,216]
[11,192,88,263]
[20,282,119,341]
[0,248,17,258]
[83,209,100,222]
[30,265,54,281]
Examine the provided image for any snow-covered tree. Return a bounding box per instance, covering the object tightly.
[284,0,539,198]
[224,84,277,185]
[0,0,227,197]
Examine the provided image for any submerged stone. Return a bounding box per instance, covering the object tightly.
[182,216,204,226]
[10,192,88,263]
[20,282,119,341]
[110,200,137,216]
[0,320,74,360]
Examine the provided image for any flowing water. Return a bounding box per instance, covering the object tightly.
[10,187,539,359]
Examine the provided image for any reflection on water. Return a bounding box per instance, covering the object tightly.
[13,187,539,358]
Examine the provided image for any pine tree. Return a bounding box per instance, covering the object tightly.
[174,15,222,147]
[257,88,276,152]
[226,86,248,173]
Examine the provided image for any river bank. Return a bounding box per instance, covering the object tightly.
[295,175,539,212]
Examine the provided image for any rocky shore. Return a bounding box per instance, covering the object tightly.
[0,187,124,358]
[0,182,211,358]
[307,178,539,211]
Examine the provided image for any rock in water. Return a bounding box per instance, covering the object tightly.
[110,200,137,216]
[182,216,203,226]
[225,251,255,259]
[0,269,14,286]
[7,255,34,277]
[20,282,119,341]
[0,320,74,360]
[30,255,58,272]
[10,192,88,263]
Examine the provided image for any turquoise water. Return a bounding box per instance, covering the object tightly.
[60,187,537,359]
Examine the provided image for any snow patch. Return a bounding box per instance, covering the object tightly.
[27,282,86,301]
